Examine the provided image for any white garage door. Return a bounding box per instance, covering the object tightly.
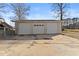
[47,23,58,34]
[18,23,31,34]
[33,24,45,34]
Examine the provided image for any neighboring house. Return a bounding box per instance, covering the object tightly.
[62,18,79,29]
[62,18,73,27]
[14,20,62,35]
[0,18,14,36]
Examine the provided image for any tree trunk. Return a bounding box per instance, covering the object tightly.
[60,3,63,21]
[60,3,63,31]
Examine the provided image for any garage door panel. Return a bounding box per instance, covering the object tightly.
[33,23,45,34]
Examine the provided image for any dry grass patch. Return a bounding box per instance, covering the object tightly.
[62,29,79,39]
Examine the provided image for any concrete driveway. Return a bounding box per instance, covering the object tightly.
[0,35,79,56]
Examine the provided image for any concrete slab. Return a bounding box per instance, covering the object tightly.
[0,35,79,55]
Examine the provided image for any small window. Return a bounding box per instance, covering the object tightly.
[34,24,44,26]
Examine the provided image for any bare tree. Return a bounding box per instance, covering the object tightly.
[51,3,69,30]
[9,3,30,20]
[51,3,69,20]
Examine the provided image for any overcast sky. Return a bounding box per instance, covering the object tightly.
[0,3,79,27]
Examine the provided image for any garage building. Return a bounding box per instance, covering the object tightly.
[15,20,62,35]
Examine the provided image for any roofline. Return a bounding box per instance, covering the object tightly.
[12,20,62,22]
[13,20,63,23]
[1,22,13,29]
[0,18,4,19]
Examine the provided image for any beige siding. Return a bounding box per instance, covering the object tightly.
[16,21,61,35]
[57,22,62,33]
[18,23,32,34]
[46,23,58,34]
